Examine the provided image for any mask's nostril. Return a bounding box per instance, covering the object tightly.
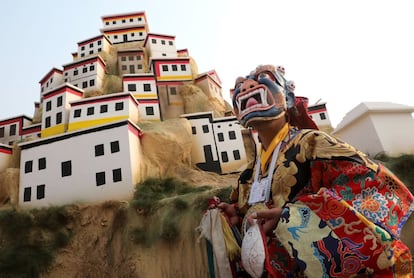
[250,84,254,88]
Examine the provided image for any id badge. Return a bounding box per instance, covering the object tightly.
[248,178,271,205]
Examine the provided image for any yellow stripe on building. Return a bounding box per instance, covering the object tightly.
[156,75,192,81]
[67,116,129,132]
[133,93,158,99]
[41,124,66,138]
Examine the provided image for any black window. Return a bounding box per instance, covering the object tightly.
[82,67,87,73]
[218,133,224,142]
[121,56,126,61]
[161,40,166,45]
[115,102,124,111]
[168,41,173,46]
[221,152,229,162]
[97,40,102,45]
[100,104,108,113]
[162,65,168,71]
[229,131,236,140]
[151,38,156,44]
[23,187,31,202]
[38,157,46,170]
[74,109,81,118]
[37,184,45,199]
[89,79,95,87]
[90,65,95,71]
[143,84,151,91]
[89,50,93,55]
[110,141,120,153]
[128,84,137,91]
[170,87,177,95]
[87,107,94,115]
[57,96,63,107]
[145,106,154,115]
[9,124,16,136]
[82,81,88,88]
[89,43,93,48]
[320,112,326,120]
[202,125,209,133]
[112,168,122,182]
[233,150,241,160]
[95,144,104,156]
[74,70,78,76]
[25,160,33,173]
[172,65,178,71]
[191,126,196,135]
[45,116,51,128]
[56,112,62,124]
[61,161,72,177]
[46,101,52,111]
[180,65,186,71]
[96,172,106,186]
[0,127,4,137]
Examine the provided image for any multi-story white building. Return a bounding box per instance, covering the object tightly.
[144,33,177,59]
[122,74,160,121]
[19,119,143,209]
[67,92,140,132]
[307,102,333,131]
[62,55,106,92]
[182,112,247,174]
[41,83,84,138]
[117,49,146,75]
[151,57,192,82]
[194,71,223,101]
[101,11,149,44]
[76,35,112,60]
[39,68,64,96]
[0,115,33,145]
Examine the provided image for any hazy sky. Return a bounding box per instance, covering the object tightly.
[1,0,413,127]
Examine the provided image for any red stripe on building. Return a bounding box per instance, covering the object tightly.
[43,86,83,100]
[0,146,12,155]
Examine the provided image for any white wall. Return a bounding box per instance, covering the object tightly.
[19,121,141,209]
[371,112,414,155]
[213,118,247,173]
[332,113,382,156]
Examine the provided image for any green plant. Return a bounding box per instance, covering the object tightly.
[131,177,211,215]
[0,206,72,277]
[160,214,180,241]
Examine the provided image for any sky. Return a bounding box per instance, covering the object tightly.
[1,0,414,128]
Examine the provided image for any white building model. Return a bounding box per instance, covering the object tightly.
[0,11,248,209]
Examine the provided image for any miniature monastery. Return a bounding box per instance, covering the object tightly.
[0,11,248,209]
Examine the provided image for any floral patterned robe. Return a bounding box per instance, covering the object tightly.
[231,127,413,277]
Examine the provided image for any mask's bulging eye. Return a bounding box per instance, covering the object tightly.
[254,70,277,83]
[257,72,271,80]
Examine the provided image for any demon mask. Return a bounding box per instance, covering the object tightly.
[232,65,295,128]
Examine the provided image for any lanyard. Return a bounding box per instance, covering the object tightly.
[248,142,282,205]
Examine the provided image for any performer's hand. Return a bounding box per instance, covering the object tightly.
[248,207,282,236]
[217,202,240,226]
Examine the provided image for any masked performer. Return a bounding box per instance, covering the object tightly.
[215,64,413,277]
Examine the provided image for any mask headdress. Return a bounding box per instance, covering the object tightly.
[232,64,317,130]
